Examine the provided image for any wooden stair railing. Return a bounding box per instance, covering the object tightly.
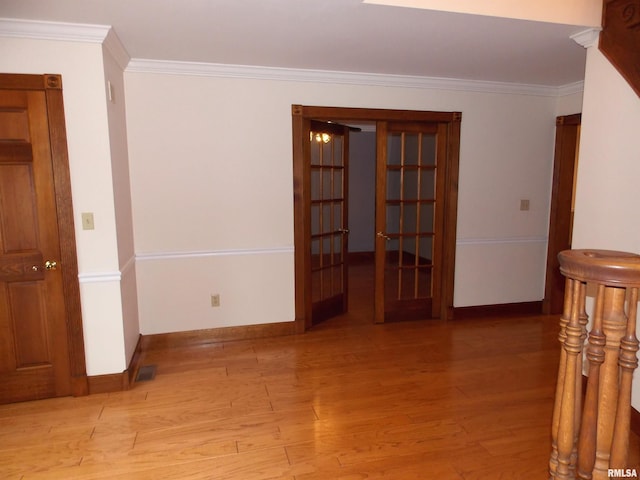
[600,0,640,97]
[549,249,640,480]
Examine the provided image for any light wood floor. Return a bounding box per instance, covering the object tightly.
[1,263,639,479]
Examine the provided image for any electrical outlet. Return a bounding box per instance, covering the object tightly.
[520,199,530,211]
[81,212,95,230]
[211,294,220,307]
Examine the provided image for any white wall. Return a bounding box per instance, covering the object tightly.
[125,72,299,334]
[0,27,586,380]
[572,46,640,411]
[0,35,131,376]
[348,131,376,253]
[102,32,140,366]
[454,92,558,306]
[555,90,584,117]
[125,68,563,333]
[364,0,602,26]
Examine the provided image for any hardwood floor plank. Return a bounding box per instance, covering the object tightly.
[294,448,471,480]
[242,413,415,454]
[0,423,94,449]
[21,447,293,480]
[2,262,640,478]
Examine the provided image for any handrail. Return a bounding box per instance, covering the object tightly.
[600,0,640,97]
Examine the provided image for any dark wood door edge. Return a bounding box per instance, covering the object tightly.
[451,301,543,320]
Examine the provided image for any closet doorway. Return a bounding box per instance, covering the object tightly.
[543,113,581,314]
[292,106,461,332]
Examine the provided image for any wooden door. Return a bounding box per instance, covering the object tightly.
[543,114,581,314]
[309,121,350,325]
[0,74,86,404]
[374,122,447,323]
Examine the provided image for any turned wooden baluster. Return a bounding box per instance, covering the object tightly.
[577,284,606,480]
[550,277,576,478]
[593,287,627,479]
[555,278,587,479]
[550,249,640,480]
[610,287,639,468]
[575,295,589,469]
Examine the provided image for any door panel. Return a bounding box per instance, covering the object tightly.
[0,88,72,403]
[375,122,445,323]
[543,114,581,314]
[309,121,349,325]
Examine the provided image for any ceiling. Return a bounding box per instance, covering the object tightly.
[0,0,592,87]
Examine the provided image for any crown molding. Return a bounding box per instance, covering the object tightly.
[103,28,130,70]
[1,18,583,97]
[556,80,585,96]
[0,17,129,69]
[570,27,602,48]
[0,17,110,44]
[127,58,579,97]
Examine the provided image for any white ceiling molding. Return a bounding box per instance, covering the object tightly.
[570,28,602,49]
[0,17,129,70]
[556,81,586,97]
[127,58,578,98]
[0,17,584,98]
[103,28,130,70]
[0,17,109,43]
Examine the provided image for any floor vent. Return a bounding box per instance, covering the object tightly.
[135,365,157,382]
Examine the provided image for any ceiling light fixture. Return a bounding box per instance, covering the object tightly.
[310,132,331,144]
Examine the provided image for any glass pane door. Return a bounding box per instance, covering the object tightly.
[310,121,349,325]
[375,122,444,322]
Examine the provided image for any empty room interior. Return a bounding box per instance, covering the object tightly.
[1,0,640,478]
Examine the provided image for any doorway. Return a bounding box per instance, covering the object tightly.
[543,113,581,314]
[0,74,87,403]
[292,106,461,331]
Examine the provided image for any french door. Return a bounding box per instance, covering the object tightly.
[375,122,447,323]
[292,105,461,331]
[309,121,349,325]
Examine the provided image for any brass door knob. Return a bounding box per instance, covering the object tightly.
[44,260,58,271]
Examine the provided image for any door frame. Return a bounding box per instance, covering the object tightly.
[292,105,461,332]
[0,73,88,396]
[543,113,581,314]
